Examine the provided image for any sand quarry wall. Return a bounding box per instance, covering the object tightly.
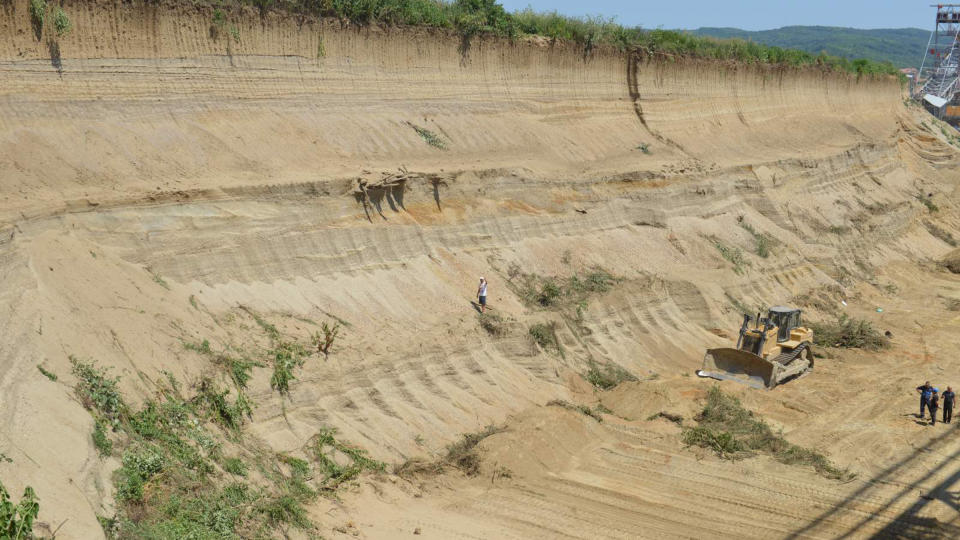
[0,0,902,219]
[2,1,953,538]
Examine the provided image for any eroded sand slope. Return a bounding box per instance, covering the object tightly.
[2,1,960,538]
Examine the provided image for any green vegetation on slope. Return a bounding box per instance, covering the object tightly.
[683,387,853,480]
[70,357,383,538]
[692,26,927,70]
[212,0,901,77]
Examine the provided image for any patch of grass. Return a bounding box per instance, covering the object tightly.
[0,480,40,539]
[636,142,651,154]
[53,7,70,36]
[269,341,308,396]
[714,240,748,274]
[924,220,957,247]
[93,420,113,457]
[546,399,603,422]
[515,268,618,310]
[828,225,850,235]
[916,193,939,213]
[229,24,240,42]
[36,364,57,381]
[478,311,507,336]
[223,456,247,476]
[183,338,212,355]
[529,322,562,356]
[148,267,170,290]
[194,377,252,431]
[74,359,376,537]
[189,294,199,310]
[683,387,853,480]
[406,122,447,149]
[584,360,637,390]
[810,314,889,350]
[739,220,773,258]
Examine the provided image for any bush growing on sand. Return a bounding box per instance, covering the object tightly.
[54,8,71,36]
[29,0,46,33]
[69,358,380,537]
[683,387,853,480]
[313,321,340,356]
[584,360,636,390]
[810,314,889,350]
[529,322,561,355]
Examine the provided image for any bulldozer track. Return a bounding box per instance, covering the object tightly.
[772,342,809,367]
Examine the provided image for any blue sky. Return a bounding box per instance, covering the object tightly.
[498,1,933,31]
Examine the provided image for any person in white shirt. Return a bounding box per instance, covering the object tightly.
[477,277,488,313]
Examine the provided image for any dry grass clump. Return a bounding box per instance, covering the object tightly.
[396,424,506,478]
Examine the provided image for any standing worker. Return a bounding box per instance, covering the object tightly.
[930,390,941,426]
[944,386,956,424]
[477,277,488,314]
[917,381,934,419]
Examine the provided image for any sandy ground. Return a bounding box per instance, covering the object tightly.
[1,1,960,538]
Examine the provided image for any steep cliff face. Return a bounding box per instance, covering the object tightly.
[2,2,959,539]
[0,0,900,220]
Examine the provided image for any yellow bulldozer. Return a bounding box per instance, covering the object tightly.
[698,306,814,389]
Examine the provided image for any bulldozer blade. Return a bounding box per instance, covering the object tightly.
[698,348,775,390]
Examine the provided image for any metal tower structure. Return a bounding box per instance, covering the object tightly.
[920,4,960,102]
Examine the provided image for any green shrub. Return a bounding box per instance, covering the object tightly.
[71,357,126,423]
[810,315,889,350]
[406,122,447,149]
[53,8,71,36]
[28,0,46,35]
[529,322,561,355]
[584,361,636,390]
[313,321,340,356]
[0,480,39,539]
[683,387,852,480]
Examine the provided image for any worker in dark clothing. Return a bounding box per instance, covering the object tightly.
[917,381,934,419]
[930,391,940,426]
[943,387,955,424]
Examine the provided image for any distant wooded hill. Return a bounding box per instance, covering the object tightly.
[691,26,929,69]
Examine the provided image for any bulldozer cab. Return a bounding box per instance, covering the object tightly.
[767,306,802,342]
